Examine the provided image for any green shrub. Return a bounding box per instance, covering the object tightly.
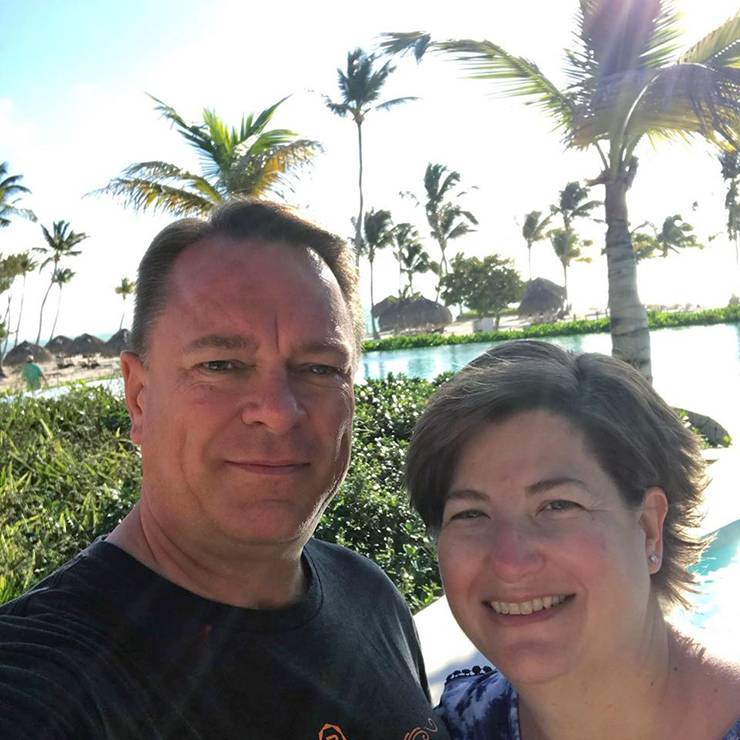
[0,378,444,612]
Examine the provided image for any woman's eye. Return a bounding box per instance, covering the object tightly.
[448,509,486,522]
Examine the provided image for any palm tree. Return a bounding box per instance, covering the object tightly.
[0,163,36,228]
[631,214,703,260]
[95,96,320,216]
[34,221,88,346]
[420,163,477,298]
[392,223,434,298]
[521,210,551,279]
[719,148,740,266]
[360,209,395,338]
[383,5,740,379]
[115,277,136,331]
[325,49,416,260]
[0,255,22,376]
[48,268,75,343]
[11,251,37,345]
[549,227,592,306]
[551,181,601,232]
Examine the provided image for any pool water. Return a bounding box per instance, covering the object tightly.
[672,519,740,660]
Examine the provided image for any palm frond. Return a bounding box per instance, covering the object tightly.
[93,177,217,217]
[378,32,432,61]
[679,12,740,67]
[577,0,682,77]
[373,96,419,112]
[435,39,574,136]
[625,63,740,148]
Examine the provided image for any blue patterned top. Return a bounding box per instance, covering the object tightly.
[438,666,740,739]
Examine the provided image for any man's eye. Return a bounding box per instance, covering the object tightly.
[303,364,346,378]
[200,360,242,372]
[541,500,582,513]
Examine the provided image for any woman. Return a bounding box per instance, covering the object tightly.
[406,340,740,740]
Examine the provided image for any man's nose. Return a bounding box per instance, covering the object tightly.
[484,519,545,582]
[239,369,306,433]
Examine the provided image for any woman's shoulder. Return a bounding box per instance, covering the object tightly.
[437,665,520,740]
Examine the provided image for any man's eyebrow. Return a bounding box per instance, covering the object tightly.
[183,334,258,353]
[526,477,589,495]
[297,339,353,361]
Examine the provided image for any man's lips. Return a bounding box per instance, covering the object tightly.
[225,460,310,475]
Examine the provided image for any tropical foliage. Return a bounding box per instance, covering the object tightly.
[548,227,592,303]
[630,214,703,261]
[34,221,88,346]
[325,49,416,258]
[719,148,740,266]
[114,277,136,331]
[521,210,551,280]
[413,163,477,297]
[382,3,740,380]
[0,163,35,229]
[391,222,434,297]
[96,97,320,216]
[439,253,523,323]
[359,209,395,337]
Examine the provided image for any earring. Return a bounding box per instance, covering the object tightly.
[648,553,659,565]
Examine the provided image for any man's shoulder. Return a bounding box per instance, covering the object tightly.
[307,538,400,591]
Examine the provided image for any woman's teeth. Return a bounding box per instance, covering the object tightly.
[489,594,569,615]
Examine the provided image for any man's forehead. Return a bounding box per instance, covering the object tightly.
[159,237,356,356]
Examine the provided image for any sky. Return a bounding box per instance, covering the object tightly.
[1,0,739,343]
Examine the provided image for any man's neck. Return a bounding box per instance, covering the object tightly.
[107,501,308,610]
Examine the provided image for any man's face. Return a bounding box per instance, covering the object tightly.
[122,238,356,553]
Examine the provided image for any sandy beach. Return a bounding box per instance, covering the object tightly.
[0,355,122,395]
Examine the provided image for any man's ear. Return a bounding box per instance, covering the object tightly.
[640,486,668,573]
[120,351,146,445]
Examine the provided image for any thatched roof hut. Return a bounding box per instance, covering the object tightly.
[374,296,452,333]
[69,333,106,356]
[46,335,75,356]
[103,329,131,357]
[518,278,565,317]
[4,341,53,365]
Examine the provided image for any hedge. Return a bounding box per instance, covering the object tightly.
[0,377,444,612]
[362,304,740,352]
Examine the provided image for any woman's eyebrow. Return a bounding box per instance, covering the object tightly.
[526,477,588,495]
[445,488,489,503]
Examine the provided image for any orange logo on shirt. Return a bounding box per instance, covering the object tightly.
[318,724,348,740]
[404,718,439,739]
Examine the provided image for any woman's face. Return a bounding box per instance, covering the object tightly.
[437,410,666,686]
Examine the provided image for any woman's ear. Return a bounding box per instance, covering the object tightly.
[640,486,669,573]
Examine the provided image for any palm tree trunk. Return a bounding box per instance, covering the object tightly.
[354,121,364,267]
[36,274,56,346]
[49,286,63,344]
[369,257,378,339]
[1,297,11,360]
[562,262,569,309]
[604,177,652,381]
[13,275,27,346]
[527,244,532,281]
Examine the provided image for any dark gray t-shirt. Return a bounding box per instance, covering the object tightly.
[0,538,449,740]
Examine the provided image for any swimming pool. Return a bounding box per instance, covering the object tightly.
[671,518,740,661]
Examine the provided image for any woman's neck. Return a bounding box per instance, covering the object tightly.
[516,609,681,740]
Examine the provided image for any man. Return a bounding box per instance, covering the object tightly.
[21,353,46,391]
[0,201,448,739]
